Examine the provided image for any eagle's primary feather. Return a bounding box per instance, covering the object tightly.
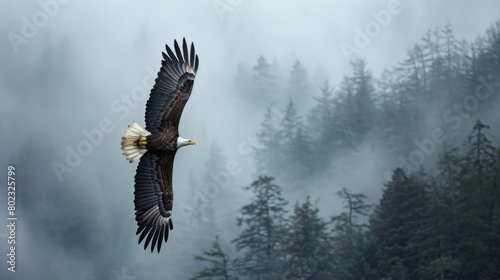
[121,38,199,253]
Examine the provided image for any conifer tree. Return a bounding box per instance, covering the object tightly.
[331,77,357,149]
[279,99,311,183]
[287,60,311,111]
[254,105,283,176]
[369,168,426,279]
[307,80,336,169]
[330,188,371,279]
[349,59,377,141]
[192,236,235,280]
[232,176,288,279]
[456,120,500,279]
[252,56,275,105]
[284,196,333,280]
[413,173,461,280]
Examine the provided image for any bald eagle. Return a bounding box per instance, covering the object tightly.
[120,38,199,253]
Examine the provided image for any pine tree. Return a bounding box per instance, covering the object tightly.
[369,168,427,279]
[399,45,427,137]
[440,22,463,101]
[287,60,311,111]
[456,120,500,279]
[328,60,376,150]
[255,100,311,185]
[349,58,377,141]
[436,148,463,256]
[376,68,416,156]
[414,173,461,280]
[232,176,288,279]
[332,188,371,232]
[473,21,500,80]
[252,56,275,105]
[280,99,300,145]
[192,236,236,280]
[307,80,336,170]
[330,188,371,279]
[279,99,311,184]
[254,105,283,177]
[331,76,357,150]
[287,125,313,184]
[283,196,333,280]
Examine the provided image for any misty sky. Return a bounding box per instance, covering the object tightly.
[0,1,499,279]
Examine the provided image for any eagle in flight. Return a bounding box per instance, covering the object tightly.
[121,38,199,253]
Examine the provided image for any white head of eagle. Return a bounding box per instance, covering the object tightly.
[177,137,196,148]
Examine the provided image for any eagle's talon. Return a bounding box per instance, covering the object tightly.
[138,141,147,148]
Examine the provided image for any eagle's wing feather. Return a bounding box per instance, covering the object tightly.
[134,152,175,253]
[145,38,199,133]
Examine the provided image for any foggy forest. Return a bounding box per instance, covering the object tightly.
[1,1,500,280]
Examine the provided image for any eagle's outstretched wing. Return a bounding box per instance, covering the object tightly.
[134,152,174,253]
[144,38,199,134]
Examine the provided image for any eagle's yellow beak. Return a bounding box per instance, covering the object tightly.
[189,139,197,145]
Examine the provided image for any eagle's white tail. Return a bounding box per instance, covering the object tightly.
[121,122,151,163]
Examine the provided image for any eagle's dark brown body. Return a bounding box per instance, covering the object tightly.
[140,124,178,152]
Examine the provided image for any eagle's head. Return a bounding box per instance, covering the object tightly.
[177,137,196,149]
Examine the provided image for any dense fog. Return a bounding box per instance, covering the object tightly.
[1,1,499,279]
